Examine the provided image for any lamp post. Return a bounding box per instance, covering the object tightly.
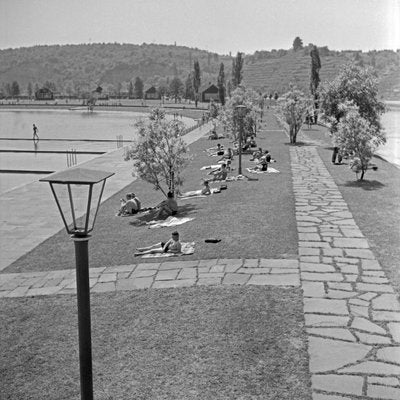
[40,168,114,400]
[235,104,248,175]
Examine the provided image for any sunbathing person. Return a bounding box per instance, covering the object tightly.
[217,147,234,162]
[117,193,141,215]
[135,231,182,256]
[207,143,224,156]
[250,147,263,161]
[155,191,178,219]
[209,163,228,181]
[242,136,257,151]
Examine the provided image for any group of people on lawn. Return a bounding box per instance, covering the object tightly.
[120,128,275,256]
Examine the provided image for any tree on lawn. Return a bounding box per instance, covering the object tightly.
[319,63,385,134]
[217,62,226,105]
[276,86,308,144]
[219,86,260,142]
[293,36,303,51]
[134,77,144,99]
[193,60,201,107]
[124,108,190,196]
[27,82,33,98]
[310,45,321,98]
[334,109,386,181]
[232,52,244,89]
[169,77,184,103]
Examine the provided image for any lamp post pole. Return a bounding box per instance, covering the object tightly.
[73,235,93,400]
[238,116,243,175]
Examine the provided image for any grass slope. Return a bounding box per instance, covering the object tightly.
[0,286,311,400]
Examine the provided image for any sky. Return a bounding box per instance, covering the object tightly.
[0,0,399,54]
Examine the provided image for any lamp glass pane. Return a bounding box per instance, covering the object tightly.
[51,182,101,234]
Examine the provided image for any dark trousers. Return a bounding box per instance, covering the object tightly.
[332,147,342,164]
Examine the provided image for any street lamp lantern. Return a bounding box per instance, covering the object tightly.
[235,104,248,175]
[40,167,114,400]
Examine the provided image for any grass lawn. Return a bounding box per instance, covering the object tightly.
[300,124,400,294]
[0,286,311,400]
[6,111,298,273]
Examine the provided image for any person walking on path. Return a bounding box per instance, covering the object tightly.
[32,124,39,141]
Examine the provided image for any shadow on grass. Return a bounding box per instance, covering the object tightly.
[283,141,316,147]
[129,203,199,226]
[341,179,386,191]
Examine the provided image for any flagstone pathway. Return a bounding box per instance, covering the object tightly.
[291,145,400,400]
[1,140,399,399]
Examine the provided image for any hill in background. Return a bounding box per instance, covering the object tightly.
[0,42,399,99]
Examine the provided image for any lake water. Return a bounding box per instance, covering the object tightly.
[0,107,398,194]
[0,109,196,194]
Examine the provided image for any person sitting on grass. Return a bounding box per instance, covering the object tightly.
[217,147,234,163]
[201,180,211,195]
[208,163,228,181]
[135,231,182,256]
[242,136,257,151]
[208,128,218,140]
[250,147,263,161]
[155,191,178,219]
[117,193,141,216]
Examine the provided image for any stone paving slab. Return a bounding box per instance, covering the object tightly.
[0,258,300,298]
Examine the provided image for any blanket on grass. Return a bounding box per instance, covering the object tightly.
[178,188,221,199]
[200,164,221,170]
[140,242,195,258]
[146,216,195,228]
[246,167,280,174]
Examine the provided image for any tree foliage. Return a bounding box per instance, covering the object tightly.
[184,72,194,100]
[169,76,184,102]
[134,76,144,99]
[276,86,308,143]
[219,86,260,141]
[319,63,385,134]
[293,37,303,51]
[310,45,321,97]
[124,108,191,196]
[217,62,226,105]
[232,52,244,89]
[334,109,386,180]
[11,81,20,97]
[193,60,201,107]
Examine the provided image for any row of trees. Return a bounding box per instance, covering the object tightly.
[276,62,385,180]
[125,58,386,200]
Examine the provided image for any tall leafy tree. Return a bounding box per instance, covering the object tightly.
[169,76,184,103]
[276,86,308,144]
[124,108,190,195]
[184,72,194,100]
[310,45,321,98]
[193,60,201,107]
[293,36,303,51]
[128,81,134,98]
[27,82,33,98]
[334,108,386,180]
[134,77,144,99]
[231,52,244,89]
[11,81,20,97]
[217,62,226,105]
[319,63,385,134]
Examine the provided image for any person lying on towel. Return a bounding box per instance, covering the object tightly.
[208,163,228,181]
[134,231,181,256]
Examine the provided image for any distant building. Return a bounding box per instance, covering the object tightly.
[201,83,219,102]
[145,86,160,100]
[35,88,53,100]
